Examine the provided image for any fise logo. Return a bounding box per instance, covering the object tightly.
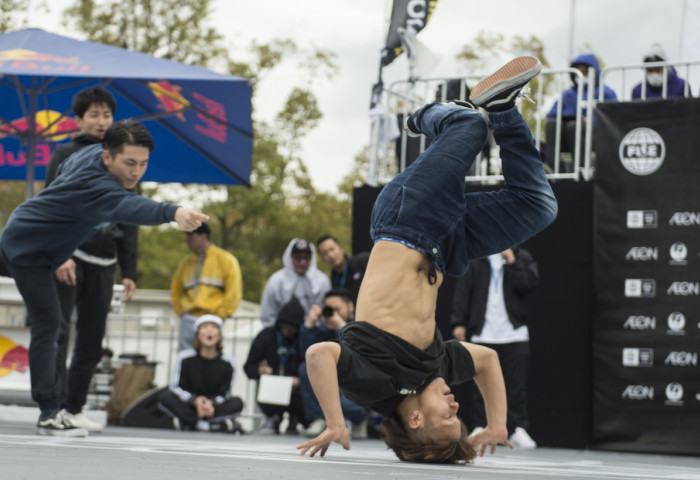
[627,210,658,229]
[619,128,666,175]
[625,279,656,297]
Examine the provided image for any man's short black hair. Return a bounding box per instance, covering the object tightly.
[103,120,154,158]
[72,86,116,118]
[324,288,354,304]
[316,235,340,247]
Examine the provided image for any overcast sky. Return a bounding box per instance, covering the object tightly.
[30,0,697,191]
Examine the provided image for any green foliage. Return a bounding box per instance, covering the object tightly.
[0,0,47,33]
[63,0,225,66]
[0,1,357,305]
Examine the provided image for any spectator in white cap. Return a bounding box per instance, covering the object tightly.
[259,238,331,328]
[632,43,692,100]
[158,314,243,432]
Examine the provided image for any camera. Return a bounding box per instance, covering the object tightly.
[321,306,334,319]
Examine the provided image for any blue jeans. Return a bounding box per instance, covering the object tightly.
[371,104,557,278]
[298,361,367,424]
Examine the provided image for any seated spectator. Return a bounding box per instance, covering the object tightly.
[545,53,617,172]
[158,315,243,432]
[297,289,369,439]
[244,296,306,434]
[632,43,691,100]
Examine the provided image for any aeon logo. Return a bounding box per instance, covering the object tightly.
[622,385,654,400]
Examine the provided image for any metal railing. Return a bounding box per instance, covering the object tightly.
[90,311,265,424]
[368,60,699,187]
[599,60,699,101]
[369,68,599,186]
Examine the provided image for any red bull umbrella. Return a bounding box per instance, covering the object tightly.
[0,28,253,197]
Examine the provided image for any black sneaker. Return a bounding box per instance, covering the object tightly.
[469,56,542,112]
[37,409,88,437]
[403,100,477,138]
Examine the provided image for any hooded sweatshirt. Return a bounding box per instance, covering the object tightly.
[258,238,331,328]
[631,44,691,99]
[0,144,178,269]
[547,53,618,118]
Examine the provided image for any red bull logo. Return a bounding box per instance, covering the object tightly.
[148,80,191,122]
[0,110,79,142]
[0,335,29,377]
[0,48,89,73]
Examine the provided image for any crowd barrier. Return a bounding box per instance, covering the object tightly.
[367,59,698,187]
[89,312,265,427]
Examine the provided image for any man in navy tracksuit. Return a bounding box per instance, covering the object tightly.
[0,120,208,436]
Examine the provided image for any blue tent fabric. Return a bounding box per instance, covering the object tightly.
[0,28,253,186]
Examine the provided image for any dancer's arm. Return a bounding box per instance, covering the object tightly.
[296,342,350,457]
[461,342,513,456]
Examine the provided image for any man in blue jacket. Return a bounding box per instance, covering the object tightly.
[545,53,618,172]
[0,120,208,437]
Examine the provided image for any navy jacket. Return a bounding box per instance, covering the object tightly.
[449,248,538,337]
[0,144,178,269]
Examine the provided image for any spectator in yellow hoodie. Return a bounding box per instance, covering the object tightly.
[171,223,242,350]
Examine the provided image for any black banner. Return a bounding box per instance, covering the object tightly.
[593,98,700,454]
[381,0,438,67]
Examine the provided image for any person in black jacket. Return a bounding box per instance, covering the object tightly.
[316,235,369,301]
[244,296,306,434]
[44,87,138,433]
[158,314,243,432]
[450,247,539,449]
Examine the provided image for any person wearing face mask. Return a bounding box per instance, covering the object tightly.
[631,43,691,100]
[544,53,618,173]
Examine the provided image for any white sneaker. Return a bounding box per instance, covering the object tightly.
[37,410,88,437]
[509,427,537,449]
[63,412,103,432]
[303,419,326,438]
[350,418,368,440]
[468,426,484,438]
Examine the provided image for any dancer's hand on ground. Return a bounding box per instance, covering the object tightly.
[174,207,209,232]
[296,425,350,458]
[469,425,513,457]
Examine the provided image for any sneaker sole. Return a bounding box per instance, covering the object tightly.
[469,56,542,106]
[37,427,88,437]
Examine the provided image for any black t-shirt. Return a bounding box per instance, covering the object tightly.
[336,321,475,418]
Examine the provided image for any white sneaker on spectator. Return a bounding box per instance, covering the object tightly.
[350,418,368,440]
[468,426,484,438]
[63,411,103,432]
[303,419,326,437]
[509,427,537,449]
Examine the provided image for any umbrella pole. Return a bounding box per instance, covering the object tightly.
[24,87,38,200]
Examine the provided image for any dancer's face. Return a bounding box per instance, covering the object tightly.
[415,377,462,442]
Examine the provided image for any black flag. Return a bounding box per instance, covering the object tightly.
[381,0,438,67]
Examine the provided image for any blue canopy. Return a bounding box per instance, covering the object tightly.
[0,28,253,196]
